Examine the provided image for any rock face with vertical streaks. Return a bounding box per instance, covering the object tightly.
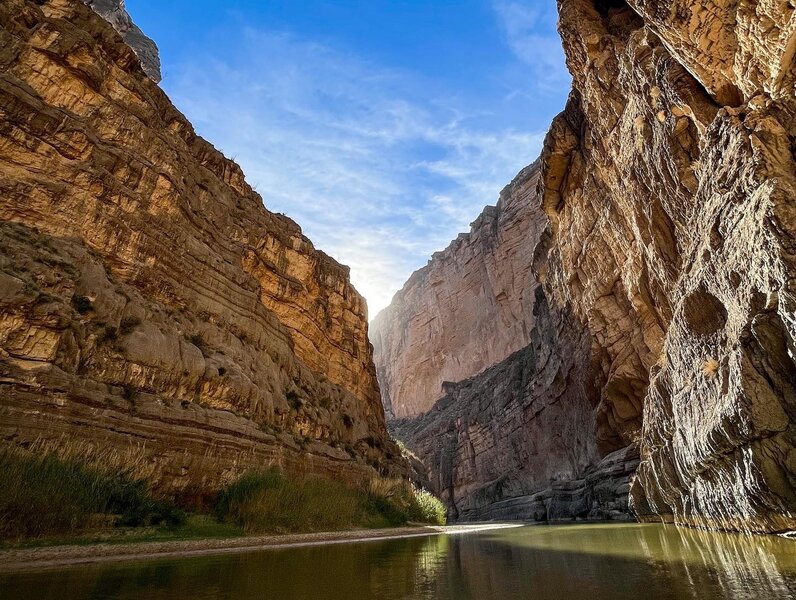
[0,0,402,498]
[377,0,796,532]
[371,163,544,418]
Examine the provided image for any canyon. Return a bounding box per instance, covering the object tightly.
[371,163,544,419]
[373,0,796,533]
[0,0,403,499]
[0,0,793,537]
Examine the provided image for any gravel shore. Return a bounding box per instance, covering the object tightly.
[0,523,520,572]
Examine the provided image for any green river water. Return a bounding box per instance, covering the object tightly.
[1,523,794,599]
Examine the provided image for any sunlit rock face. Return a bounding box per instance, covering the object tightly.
[371,163,544,418]
[380,0,795,532]
[546,0,796,533]
[83,0,161,82]
[0,0,402,496]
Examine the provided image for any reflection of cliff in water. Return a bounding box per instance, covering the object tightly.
[650,525,795,599]
[461,523,796,600]
[1,525,793,599]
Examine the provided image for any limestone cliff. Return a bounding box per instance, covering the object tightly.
[371,163,544,418]
[547,0,795,534]
[379,0,796,533]
[0,0,400,498]
[83,0,161,82]
[391,288,640,521]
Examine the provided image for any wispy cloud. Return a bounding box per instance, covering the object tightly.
[491,1,570,95]
[164,27,547,316]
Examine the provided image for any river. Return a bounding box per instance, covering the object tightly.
[1,523,794,599]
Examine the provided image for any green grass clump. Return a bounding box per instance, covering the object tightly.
[407,487,447,525]
[214,469,446,534]
[0,450,185,541]
[365,478,447,526]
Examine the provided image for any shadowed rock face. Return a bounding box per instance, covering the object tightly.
[371,163,545,418]
[83,0,161,82]
[391,288,640,522]
[547,0,795,533]
[0,0,402,496]
[380,0,795,533]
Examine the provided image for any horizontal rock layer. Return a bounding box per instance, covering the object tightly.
[456,446,640,523]
[392,288,638,521]
[0,0,401,495]
[371,163,543,418]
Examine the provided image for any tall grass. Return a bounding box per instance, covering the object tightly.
[0,448,445,542]
[0,449,184,540]
[215,470,446,534]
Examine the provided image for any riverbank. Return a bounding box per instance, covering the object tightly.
[0,523,520,572]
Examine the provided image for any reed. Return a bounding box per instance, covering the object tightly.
[215,469,446,534]
[0,444,445,543]
[0,448,184,540]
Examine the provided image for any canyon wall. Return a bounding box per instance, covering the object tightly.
[83,0,161,82]
[0,0,401,498]
[550,0,795,533]
[371,163,544,418]
[391,288,639,521]
[379,0,796,533]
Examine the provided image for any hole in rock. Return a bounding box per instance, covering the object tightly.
[594,0,630,17]
[592,0,644,35]
[681,285,727,337]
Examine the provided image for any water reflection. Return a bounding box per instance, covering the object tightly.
[0,524,793,599]
[451,523,796,599]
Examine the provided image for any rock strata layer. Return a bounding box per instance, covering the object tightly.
[391,288,639,521]
[549,0,796,534]
[0,0,400,497]
[378,0,796,533]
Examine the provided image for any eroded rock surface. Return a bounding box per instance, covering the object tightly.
[371,163,544,418]
[546,0,796,533]
[83,0,161,82]
[0,0,401,497]
[380,0,796,532]
[392,288,638,521]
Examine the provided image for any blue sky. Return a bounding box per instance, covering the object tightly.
[128,0,569,317]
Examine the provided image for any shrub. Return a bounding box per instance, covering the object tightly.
[0,450,185,540]
[215,470,362,533]
[406,487,447,525]
[214,470,446,534]
[186,333,205,349]
[99,325,118,343]
[365,478,446,526]
[286,390,302,410]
